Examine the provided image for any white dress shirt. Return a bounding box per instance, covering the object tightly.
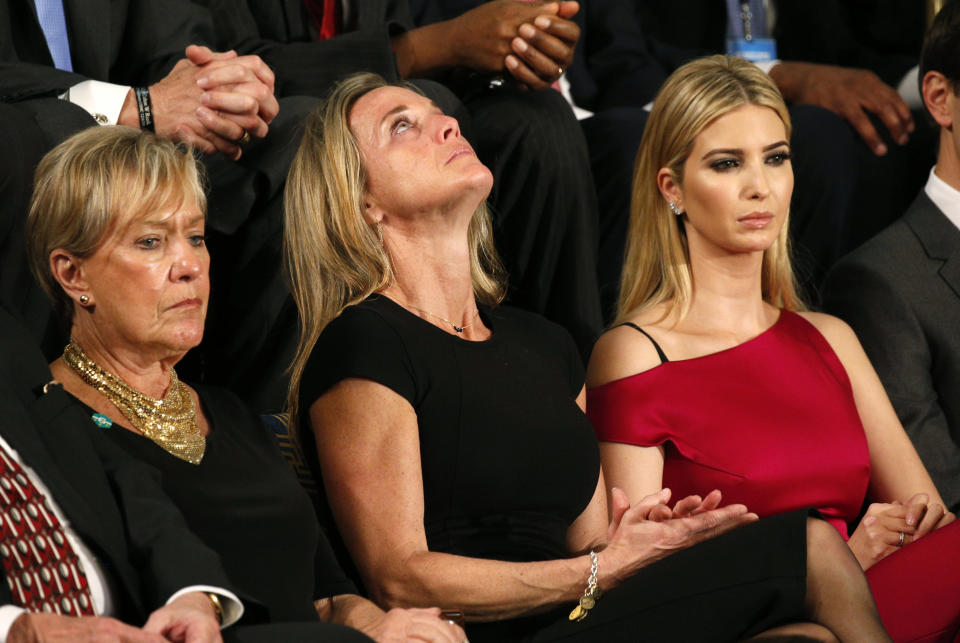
[926,166,960,233]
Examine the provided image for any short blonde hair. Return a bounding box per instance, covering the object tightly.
[27,126,205,328]
[617,55,803,324]
[283,72,505,418]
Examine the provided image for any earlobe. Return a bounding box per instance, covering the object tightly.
[922,71,953,128]
[49,250,91,306]
[363,199,384,226]
[657,168,683,212]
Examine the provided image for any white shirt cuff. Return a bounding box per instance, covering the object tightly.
[0,605,25,642]
[897,65,922,111]
[166,586,244,629]
[63,80,132,126]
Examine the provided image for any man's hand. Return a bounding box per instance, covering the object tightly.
[142,591,222,643]
[393,0,579,87]
[8,612,167,643]
[185,45,279,125]
[506,1,580,89]
[118,46,278,160]
[770,61,914,156]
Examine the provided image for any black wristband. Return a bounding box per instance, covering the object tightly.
[134,86,155,132]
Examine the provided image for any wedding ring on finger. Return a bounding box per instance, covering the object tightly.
[898,530,905,546]
[557,66,565,77]
[237,130,251,146]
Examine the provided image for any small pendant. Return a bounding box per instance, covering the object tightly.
[579,596,596,610]
[568,605,584,621]
[453,325,464,333]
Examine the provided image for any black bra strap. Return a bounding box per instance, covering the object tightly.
[617,322,669,363]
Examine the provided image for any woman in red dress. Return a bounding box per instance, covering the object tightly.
[587,55,960,643]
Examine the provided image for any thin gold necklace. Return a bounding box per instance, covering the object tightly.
[62,340,205,465]
[405,304,479,334]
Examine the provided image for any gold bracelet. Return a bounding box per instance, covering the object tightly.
[206,592,224,625]
[568,550,600,622]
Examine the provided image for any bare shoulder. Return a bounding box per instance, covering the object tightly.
[795,310,868,374]
[796,311,859,350]
[586,321,666,389]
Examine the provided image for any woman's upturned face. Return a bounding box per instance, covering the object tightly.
[673,104,793,256]
[77,198,209,356]
[349,86,493,220]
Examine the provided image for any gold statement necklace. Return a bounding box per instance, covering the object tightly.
[63,340,205,465]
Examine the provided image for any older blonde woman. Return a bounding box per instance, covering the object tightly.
[26,126,466,643]
[586,55,960,642]
[284,72,891,642]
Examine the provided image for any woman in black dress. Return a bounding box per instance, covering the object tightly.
[27,125,466,643]
[283,72,891,642]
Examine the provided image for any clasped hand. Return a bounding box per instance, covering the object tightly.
[848,492,956,570]
[450,0,580,90]
[125,45,279,160]
[598,488,758,590]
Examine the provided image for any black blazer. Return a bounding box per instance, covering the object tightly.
[197,0,411,97]
[773,0,924,88]
[0,0,212,102]
[823,190,960,513]
[0,306,234,619]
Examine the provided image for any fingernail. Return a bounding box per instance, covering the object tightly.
[200,93,212,105]
[513,37,528,53]
[519,23,536,38]
[898,134,909,145]
[505,55,519,69]
[197,76,209,87]
[535,15,551,29]
[875,143,887,155]
[195,106,210,118]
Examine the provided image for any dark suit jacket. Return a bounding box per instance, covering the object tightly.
[0,0,211,102]
[773,0,923,88]
[0,306,234,619]
[822,190,960,513]
[198,0,410,97]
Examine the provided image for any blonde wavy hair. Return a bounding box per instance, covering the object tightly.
[284,72,505,420]
[27,126,205,330]
[616,55,803,324]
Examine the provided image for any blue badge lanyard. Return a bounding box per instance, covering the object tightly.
[725,0,777,62]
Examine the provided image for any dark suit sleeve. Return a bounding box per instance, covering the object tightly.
[773,0,920,87]
[0,0,213,100]
[571,0,667,111]
[823,258,960,512]
[200,0,409,97]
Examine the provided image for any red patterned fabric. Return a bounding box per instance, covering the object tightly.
[0,445,95,615]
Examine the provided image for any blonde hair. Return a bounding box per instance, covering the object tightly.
[616,55,803,324]
[284,73,505,419]
[27,126,205,329]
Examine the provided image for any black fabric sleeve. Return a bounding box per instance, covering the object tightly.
[562,325,586,398]
[300,307,418,413]
[313,530,357,599]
